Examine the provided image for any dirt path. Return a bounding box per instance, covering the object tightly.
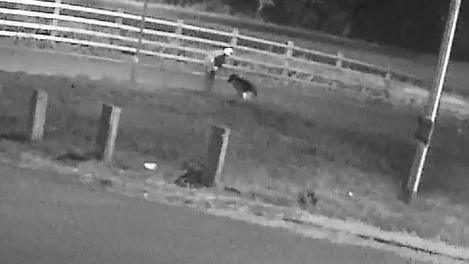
[0,162,427,264]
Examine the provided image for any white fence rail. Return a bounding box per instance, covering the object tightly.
[0,0,425,88]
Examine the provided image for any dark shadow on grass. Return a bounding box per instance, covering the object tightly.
[0,133,29,143]
[174,168,206,189]
[56,151,97,164]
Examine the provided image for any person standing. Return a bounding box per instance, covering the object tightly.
[204,47,234,93]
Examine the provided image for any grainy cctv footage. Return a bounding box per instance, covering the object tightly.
[0,0,469,263]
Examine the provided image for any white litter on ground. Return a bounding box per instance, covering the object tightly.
[143,162,158,171]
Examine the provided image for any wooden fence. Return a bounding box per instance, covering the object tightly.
[0,0,425,88]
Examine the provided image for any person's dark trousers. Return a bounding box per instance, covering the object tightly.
[204,70,216,93]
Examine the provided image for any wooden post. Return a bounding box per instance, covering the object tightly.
[28,90,48,141]
[230,28,239,47]
[130,0,149,83]
[174,19,184,47]
[385,64,392,80]
[174,19,184,59]
[284,40,294,77]
[96,104,121,164]
[49,0,61,47]
[203,125,231,187]
[175,19,184,36]
[115,8,123,36]
[51,0,61,37]
[229,28,239,67]
[405,0,461,203]
[336,51,343,68]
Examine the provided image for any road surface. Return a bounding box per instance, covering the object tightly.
[0,162,425,264]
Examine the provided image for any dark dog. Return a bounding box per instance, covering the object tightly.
[227,74,258,99]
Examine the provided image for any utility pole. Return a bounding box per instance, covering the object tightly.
[130,0,149,83]
[405,0,462,203]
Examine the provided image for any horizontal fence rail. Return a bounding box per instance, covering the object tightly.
[0,0,426,89]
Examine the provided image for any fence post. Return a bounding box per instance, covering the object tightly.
[202,125,231,187]
[229,28,239,67]
[28,89,48,141]
[230,28,239,47]
[284,40,294,77]
[336,51,343,68]
[174,19,184,46]
[173,19,184,59]
[96,104,121,164]
[385,64,392,80]
[115,8,123,36]
[130,0,149,83]
[175,19,184,36]
[50,0,61,37]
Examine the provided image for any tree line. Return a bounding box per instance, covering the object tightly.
[162,0,469,61]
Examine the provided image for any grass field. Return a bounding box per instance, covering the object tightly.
[1,43,469,248]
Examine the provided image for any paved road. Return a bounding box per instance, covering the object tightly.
[0,163,422,264]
